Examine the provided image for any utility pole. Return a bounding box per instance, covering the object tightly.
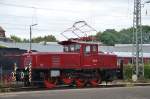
[132,0,144,79]
[29,24,38,51]
[29,26,32,51]
[28,24,37,85]
[0,65,3,85]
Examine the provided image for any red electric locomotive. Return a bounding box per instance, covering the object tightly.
[16,39,122,88]
[16,21,123,88]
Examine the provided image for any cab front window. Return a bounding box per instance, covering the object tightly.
[64,46,69,52]
[83,45,91,54]
[63,44,80,53]
[92,45,97,52]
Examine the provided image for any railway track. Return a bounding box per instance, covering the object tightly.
[1,83,150,93]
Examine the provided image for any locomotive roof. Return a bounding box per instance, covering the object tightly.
[58,40,101,45]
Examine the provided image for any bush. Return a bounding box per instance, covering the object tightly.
[144,64,150,79]
[0,45,7,48]
[123,64,150,81]
[123,64,133,80]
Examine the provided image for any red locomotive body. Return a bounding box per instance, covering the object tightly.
[21,52,81,69]
[17,40,121,88]
[21,40,117,69]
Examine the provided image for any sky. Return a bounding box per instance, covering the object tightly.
[0,0,150,41]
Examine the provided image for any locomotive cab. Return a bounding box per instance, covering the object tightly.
[61,40,98,54]
[59,40,99,67]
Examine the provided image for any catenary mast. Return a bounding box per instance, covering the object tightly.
[132,0,144,79]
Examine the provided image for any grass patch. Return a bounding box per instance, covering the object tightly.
[0,45,7,48]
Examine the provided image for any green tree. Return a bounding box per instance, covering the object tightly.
[141,25,150,43]
[23,39,30,43]
[95,26,150,45]
[118,28,133,44]
[32,35,57,43]
[96,29,119,46]
[9,35,57,43]
[10,35,22,42]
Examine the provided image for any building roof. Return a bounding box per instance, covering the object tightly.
[0,41,63,52]
[113,52,150,58]
[115,44,150,47]
[99,45,150,53]
[0,26,5,32]
[0,41,150,57]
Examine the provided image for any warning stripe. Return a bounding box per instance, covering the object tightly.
[29,63,32,82]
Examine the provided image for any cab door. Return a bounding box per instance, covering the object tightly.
[82,45,98,68]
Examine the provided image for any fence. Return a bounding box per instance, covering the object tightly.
[0,65,14,88]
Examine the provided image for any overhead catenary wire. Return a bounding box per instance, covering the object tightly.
[1,0,150,40]
[0,2,80,13]
[0,0,136,28]
[3,27,54,32]
[0,1,135,18]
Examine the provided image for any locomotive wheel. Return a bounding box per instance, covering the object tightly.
[90,79,101,87]
[75,79,85,88]
[44,78,57,89]
[62,77,73,85]
[90,73,102,87]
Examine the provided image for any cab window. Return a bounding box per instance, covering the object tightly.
[84,45,91,54]
[63,44,80,53]
[92,45,97,52]
[70,45,75,52]
[64,46,69,52]
[74,44,81,52]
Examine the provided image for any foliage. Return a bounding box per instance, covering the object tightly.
[96,29,119,46]
[8,25,150,44]
[0,45,7,48]
[22,39,29,43]
[10,35,22,42]
[9,35,57,43]
[123,64,150,80]
[95,25,150,45]
[32,35,57,43]
[144,64,150,79]
[142,26,150,43]
[123,64,133,80]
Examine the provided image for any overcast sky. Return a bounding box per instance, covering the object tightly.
[0,0,150,41]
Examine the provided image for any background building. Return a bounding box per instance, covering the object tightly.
[0,26,13,42]
[0,26,5,38]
